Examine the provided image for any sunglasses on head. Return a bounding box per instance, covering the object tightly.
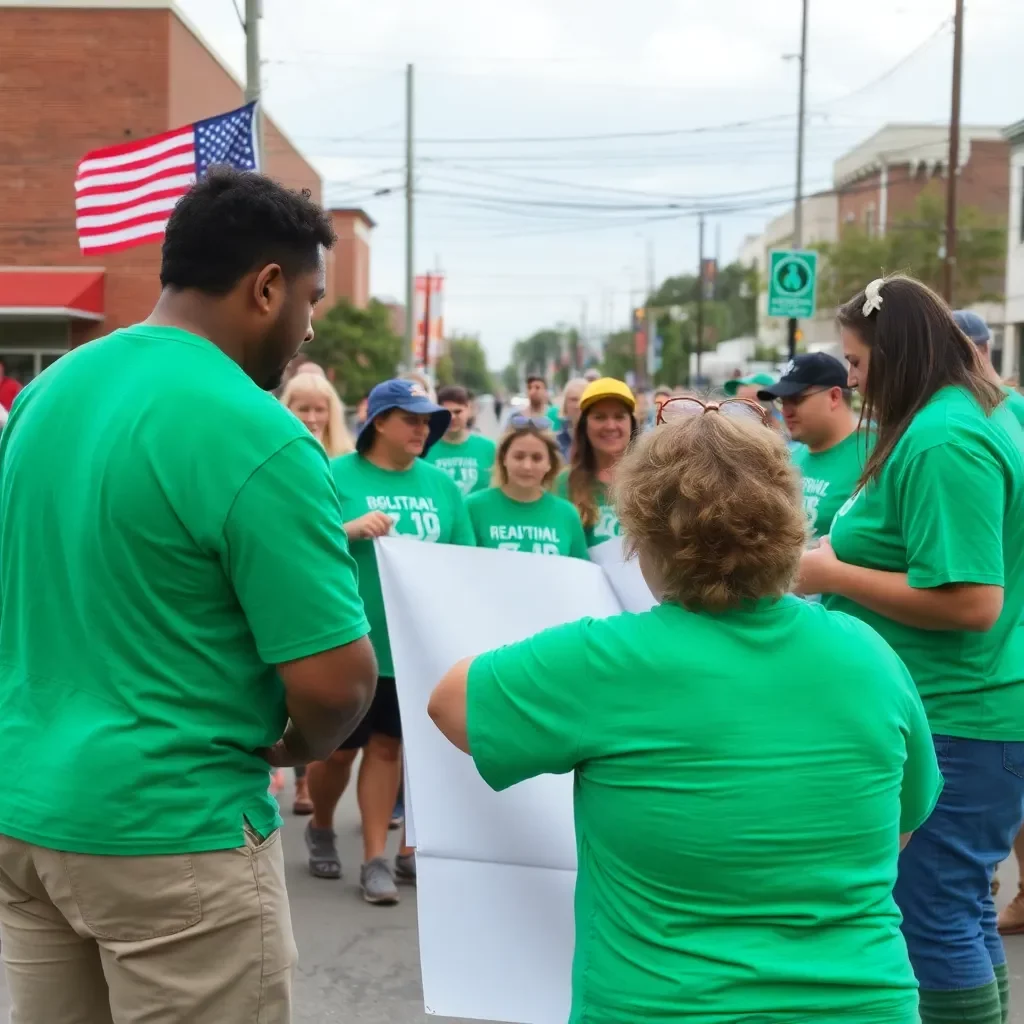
[508,414,553,430]
[656,396,772,427]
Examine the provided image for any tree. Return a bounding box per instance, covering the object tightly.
[305,298,403,406]
[601,330,635,382]
[815,190,1006,309]
[439,333,494,395]
[499,364,520,395]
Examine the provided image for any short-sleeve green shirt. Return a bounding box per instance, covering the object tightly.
[554,470,620,548]
[828,387,1024,739]
[423,433,496,496]
[791,431,869,540]
[468,597,939,1024]
[0,325,369,856]
[1002,385,1024,427]
[331,452,475,676]
[465,488,589,559]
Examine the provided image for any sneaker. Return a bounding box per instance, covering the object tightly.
[361,856,400,905]
[305,823,342,880]
[395,851,416,885]
[998,886,1024,935]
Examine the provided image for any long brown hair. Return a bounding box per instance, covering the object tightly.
[567,401,640,528]
[836,275,1002,488]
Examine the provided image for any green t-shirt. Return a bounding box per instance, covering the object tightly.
[554,470,620,548]
[465,488,589,559]
[0,325,370,856]
[1003,385,1024,427]
[331,453,475,675]
[791,431,869,540]
[828,386,1024,739]
[468,597,940,1024]
[547,404,562,430]
[424,433,496,496]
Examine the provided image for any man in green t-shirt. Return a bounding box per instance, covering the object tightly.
[0,169,377,1024]
[308,379,475,906]
[758,353,866,540]
[525,374,562,430]
[424,384,497,495]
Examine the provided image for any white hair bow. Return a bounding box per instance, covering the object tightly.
[862,278,884,317]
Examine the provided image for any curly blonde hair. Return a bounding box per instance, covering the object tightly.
[612,414,806,612]
[281,372,354,458]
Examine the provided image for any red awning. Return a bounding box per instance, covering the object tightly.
[0,268,104,321]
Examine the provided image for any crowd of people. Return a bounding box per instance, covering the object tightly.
[0,167,1023,1024]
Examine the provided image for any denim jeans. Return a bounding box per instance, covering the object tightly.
[894,735,1024,991]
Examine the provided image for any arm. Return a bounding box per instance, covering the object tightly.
[801,442,1006,631]
[272,640,378,763]
[344,511,393,541]
[801,548,1002,632]
[428,656,472,753]
[223,437,377,763]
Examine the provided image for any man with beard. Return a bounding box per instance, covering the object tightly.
[0,168,377,1024]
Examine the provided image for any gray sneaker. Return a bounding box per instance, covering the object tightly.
[395,851,416,885]
[360,857,399,905]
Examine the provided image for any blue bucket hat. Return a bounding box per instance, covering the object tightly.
[953,310,991,346]
[356,378,451,455]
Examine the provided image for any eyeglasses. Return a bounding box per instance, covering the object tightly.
[508,414,554,430]
[656,396,772,427]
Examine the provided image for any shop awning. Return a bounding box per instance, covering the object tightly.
[0,268,104,321]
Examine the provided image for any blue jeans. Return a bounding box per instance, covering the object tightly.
[894,735,1024,991]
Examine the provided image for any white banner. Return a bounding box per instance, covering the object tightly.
[376,537,651,1023]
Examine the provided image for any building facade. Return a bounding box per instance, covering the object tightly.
[0,0,372,383]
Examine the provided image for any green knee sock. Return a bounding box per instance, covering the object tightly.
[994,963,1010,1024]
[918,981,1002,1024]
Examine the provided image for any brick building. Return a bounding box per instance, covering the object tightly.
[0,0,373,383]
[833,124,1009,238]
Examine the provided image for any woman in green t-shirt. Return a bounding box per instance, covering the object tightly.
[466,416,588,559]
[798,275,1024,1024]
[555,376,638,547]
[430,409,940,1024]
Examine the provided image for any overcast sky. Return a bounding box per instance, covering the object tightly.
[179,0,1024,368]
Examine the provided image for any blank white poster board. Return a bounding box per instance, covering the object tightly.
[376,538,652,1023]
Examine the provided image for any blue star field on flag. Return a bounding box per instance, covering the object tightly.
[194,102,259,177]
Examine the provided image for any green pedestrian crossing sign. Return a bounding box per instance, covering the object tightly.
[768,249,818,319]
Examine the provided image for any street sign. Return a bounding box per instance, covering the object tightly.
[768,249,818,319]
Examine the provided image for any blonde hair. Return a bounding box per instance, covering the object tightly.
[613,414,806,613]
[492,422,563,489]
[400,370,437,403]
[281,372,354,457]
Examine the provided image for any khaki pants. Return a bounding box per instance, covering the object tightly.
[0,826,297,1024]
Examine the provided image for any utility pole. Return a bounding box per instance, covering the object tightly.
[578,298,587,374]
[788,0,808,362]
[695,213,705,387]
[943,0,965,305]
[421,271,432,378]
[244,0,264,167]
[405,64,415,368]
[643,238,656,388]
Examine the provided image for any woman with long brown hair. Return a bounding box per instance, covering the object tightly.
[554,377,638,547]
[798,275,1024,1024]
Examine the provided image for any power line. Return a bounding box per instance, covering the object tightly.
[229,0,244,31]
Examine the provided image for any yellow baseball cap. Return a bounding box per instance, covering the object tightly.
[579,377,636,414]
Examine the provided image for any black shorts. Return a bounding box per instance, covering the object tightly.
[339,676,402,750]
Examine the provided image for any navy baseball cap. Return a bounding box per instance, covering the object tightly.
[953,310,991,345]
[757,353,848,400]
[355,378,451,454]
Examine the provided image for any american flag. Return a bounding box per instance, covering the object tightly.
[75,102,259,256]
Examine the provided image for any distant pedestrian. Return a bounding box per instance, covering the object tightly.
[0,168,377,1024]
[555,377,587,459]
[281,370,354,459]
[525,374,561,429]
[0,358,22,412]
[424,385,496,495]
[954,310,1024,428]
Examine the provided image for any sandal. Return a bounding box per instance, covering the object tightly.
[292,776,314,816]
[305,822,342,879]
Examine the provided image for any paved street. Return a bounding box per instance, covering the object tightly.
[4,777,1024,1023]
